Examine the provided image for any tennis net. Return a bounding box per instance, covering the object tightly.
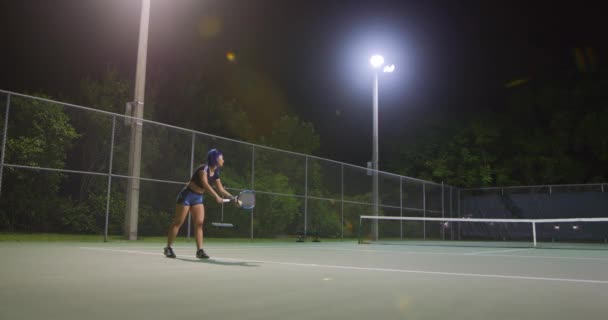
[358,215,608,249]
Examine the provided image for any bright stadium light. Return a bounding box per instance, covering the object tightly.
[383,64,395,73]
[370,54,385,68]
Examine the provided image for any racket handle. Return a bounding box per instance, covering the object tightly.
[222,199,231,203]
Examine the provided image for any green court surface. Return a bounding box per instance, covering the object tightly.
[1,241,607,320]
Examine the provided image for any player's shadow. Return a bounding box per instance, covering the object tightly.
[177,258,258,267]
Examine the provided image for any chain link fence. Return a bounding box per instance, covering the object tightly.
[461,184,608,219]
[460,184,608,244]
[0,90,456,241]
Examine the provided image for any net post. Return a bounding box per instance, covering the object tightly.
[0,94,10,200]
[104,115,117,242]
[532,221,537,248]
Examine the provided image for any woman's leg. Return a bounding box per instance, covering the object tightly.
[190,204,206,250]
[166,204,190,248]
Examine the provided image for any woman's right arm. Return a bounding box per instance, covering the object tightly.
[199,170,223,203]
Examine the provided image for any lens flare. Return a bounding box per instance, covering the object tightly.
[198,16,222,39]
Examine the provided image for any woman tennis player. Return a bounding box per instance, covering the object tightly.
[164,149,234,259]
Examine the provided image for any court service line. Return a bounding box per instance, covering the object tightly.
[78,247,608,285]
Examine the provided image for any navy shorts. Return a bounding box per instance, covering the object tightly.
[176,187,203,206]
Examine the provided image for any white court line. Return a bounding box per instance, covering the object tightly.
[80,245,313,250]
[464,253,608,261]
[202,246,608,261]
[79,247,608,285]
[81,246,485,257]
[82,246,608,261]
[81,247,161,256]
[464,248,531,255]
[301,247,608,261]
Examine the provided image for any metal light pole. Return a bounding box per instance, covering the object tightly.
[125,0,150,240]
[369,55,394,241]
[372,70,379,241]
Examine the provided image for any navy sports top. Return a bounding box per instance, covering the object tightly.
[190,164,220,189]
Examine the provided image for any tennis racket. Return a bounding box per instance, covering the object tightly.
[222,190,255,210]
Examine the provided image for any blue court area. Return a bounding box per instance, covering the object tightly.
[1,240,607,320]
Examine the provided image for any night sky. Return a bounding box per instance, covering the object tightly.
[1,0,604,166]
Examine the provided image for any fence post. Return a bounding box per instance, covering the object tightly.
[441,182,445,217]
[422,183,426,240]
[457,189,461,217]
[341,163,344,240]
[250,145,255,240]
[457,189,461,240]
[104,116,117,242]
[357,216,362,244]
[187,132,195,240]
[400,177,403,239]
[0,94,10,199]
[450,186,454,240]
[441,182,445,240]
[304,156,308,237]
